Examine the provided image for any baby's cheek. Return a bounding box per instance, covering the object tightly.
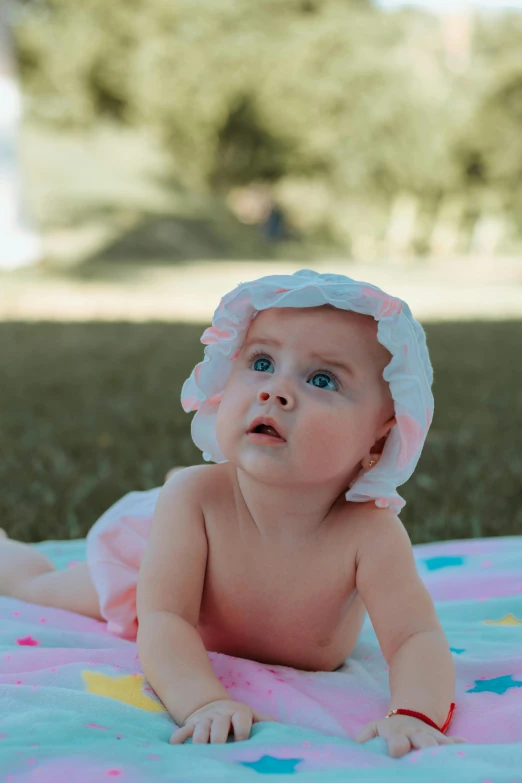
[299,415,341,463]
[216,384,250,445]
[215,397,236,455]
[300,408,360,470]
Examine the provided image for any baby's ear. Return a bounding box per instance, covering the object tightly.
[380,416,396,439]
[372,417,396,455]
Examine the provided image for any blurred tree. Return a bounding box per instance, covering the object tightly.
[455,12,522,238]
[10,0,522,250]
[469,62,522,197]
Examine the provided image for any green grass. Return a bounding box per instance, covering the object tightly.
[1,319,520,545]
[8,123,520,545]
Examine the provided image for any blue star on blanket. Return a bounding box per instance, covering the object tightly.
[239,755,303,774]
[422,556,465,571]
[467,675,522,695]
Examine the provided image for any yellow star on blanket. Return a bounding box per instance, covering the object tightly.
[483,613,522,626]
[82,671,166,712]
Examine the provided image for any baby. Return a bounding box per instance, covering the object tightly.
[0,269,465,758]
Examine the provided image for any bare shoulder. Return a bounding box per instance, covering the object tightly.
[161,462,231,504]
[338,500,408,565]
[350,500,405,530]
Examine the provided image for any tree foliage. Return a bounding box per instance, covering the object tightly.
[12,0,522,244]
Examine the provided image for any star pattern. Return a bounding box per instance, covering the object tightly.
[422,556,465,571]
[16,635,40,646]
[239,755,303,774]
[484,613,522,626]
[467,675,522,695]
[82,671,165,712]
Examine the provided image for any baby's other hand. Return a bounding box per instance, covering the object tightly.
[169,699,277,745]
[355,716,467,758]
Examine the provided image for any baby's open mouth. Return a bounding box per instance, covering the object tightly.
[248,420,286,441]
[253,423,281,438]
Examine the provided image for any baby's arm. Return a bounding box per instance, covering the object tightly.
[136,469,229,726]
[354,511,456,730]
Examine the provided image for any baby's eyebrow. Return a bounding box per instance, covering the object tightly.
[308,351,359,379]
[244,336,359,379]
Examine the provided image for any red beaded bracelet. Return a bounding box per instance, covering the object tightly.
[385,702,456,734]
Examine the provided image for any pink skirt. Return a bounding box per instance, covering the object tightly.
[85,487,162,640]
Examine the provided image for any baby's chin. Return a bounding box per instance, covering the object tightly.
[225,445,295,479]
[232,448,353,488]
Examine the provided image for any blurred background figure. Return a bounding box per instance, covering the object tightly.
[0,0,42,269]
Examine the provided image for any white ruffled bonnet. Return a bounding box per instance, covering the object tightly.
[181,269,434,515]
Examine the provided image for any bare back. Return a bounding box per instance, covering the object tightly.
[187,464,368,672]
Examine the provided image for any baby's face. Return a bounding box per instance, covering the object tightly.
[215,306,395,489]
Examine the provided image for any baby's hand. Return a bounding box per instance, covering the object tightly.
[169,699,277,745]
[355,715,467,758]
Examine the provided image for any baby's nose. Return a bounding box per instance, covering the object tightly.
[258,390,291,407]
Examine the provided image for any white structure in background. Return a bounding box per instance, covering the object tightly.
[378,0,522,11]
[0,1,42,269]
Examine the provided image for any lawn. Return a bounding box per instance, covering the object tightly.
[0,318,520,546]
[3,122,519,547]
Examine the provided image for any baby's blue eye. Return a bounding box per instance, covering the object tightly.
[251,356,274,373]
[308,372,337,391]
[248,353,338,390]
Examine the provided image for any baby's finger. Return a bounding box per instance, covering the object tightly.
[210,715,233,744]
[192,717,212,744]
[252,711,277,724]
[354,722,377,743]
[435,734,460,745]
[169,724,195,745]
[409,732,438,750]
[231,711,253,742]
[448,736,467,743]
[387,733,412,758]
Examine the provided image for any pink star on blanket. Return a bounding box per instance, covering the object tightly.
[16,635,40,646]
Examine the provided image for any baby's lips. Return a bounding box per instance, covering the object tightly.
[247,428,286,441]
[247,417,286,441]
